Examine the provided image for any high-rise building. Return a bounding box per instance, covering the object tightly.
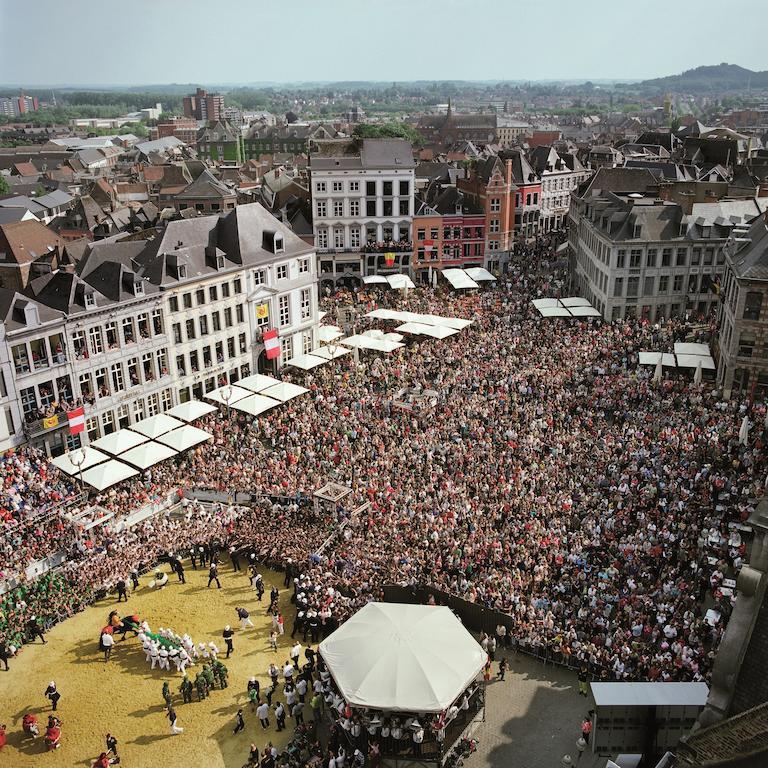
[0,92,39,117]
[183,88,224,122]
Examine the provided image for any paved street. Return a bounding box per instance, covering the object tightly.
[473,652,605,768]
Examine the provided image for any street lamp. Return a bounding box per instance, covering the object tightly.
[70,446,87,492]
[220,383,233,418]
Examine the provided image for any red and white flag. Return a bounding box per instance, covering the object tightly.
[263,329,280,360]
[67,406,85,435]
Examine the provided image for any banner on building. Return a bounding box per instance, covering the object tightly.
[43,414,60,429]
[67,406,85,435]
[263,329,280,360]
[256,303,269,319]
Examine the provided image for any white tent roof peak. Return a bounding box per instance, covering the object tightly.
[319,603,485,713]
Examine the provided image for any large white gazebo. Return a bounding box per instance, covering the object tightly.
[319,603,485,713]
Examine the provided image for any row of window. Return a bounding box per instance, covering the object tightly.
[71,311,164,360]
[316,225,409,250]
[315,180,410,196]
[417,227,485,241]
[616,246,723,270]
[171,304,246,345]
[516,192,539,207]
[12,332,67,375]
[78,349,170,401]
[316,199,410,219]
[279,330,314,362]
[613,273,717,299]
[169,279,242,312]
[19,374,73,417]
[175,334,248,376]
[416,243,484,261]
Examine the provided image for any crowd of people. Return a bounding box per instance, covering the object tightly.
[1,233,765,694]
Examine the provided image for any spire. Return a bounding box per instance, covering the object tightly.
[447,97,452,119]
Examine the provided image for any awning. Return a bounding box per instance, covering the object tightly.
[311,346,351,360]
[319,603,486,713]
[416,314,473,330]
[365,308,405,321]
[231,394,282,416]
[120,442,178,470]
[674,342,711,356]
[442,268,479,289]
[287,354,329,371]
[676,354,716,370]
[259,382,310,402]
[638,352,677,366]
[383,332,404,342]
[80,460,139,491]
[237,374,282,393]
[205,384,253,405]
[50,446,110,474]
[362,275,389,285]
[568,306,601,317]
[341,335,405,353]
[166,400,218,422]
[91,429,148,455]
[464,267,496,282]
[157,425,212,452]
[560,297,591,307]
[386,274,416,290]
[132,413,184,439]
[538,306,572,317]
[396,322,459,339]
[318,326,344,343]
[532,298,561,309]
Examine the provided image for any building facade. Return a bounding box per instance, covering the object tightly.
[716,216,768,399]
[196,121,244,165]
[530,146,590,233]
[308,138,415,291]
[0,204,319,453]
[568,191,760,321]
[183,88,224,122]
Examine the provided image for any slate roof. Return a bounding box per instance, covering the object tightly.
[727,218,768,281]
[310,138,415,170]
[0,287,66,332]
[179,169,235,199]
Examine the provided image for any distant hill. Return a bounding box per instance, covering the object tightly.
[640,63,768,92]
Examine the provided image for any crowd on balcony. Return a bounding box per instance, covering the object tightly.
[0,236,763,692]
[362,239,413,253]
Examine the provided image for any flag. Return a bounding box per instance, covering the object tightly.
[263,329,280,360]
[384,252,396,267]
[256,303,269,319]
[67,406,85,435]
[43,414,59,429]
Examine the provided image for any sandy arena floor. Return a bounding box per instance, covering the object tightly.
[0,562,297,768]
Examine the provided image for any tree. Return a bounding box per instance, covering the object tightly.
[0,175,9,195]
[352,122,424,147]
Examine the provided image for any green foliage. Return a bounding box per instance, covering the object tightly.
[0,175,9,195]
[352,121,424,146]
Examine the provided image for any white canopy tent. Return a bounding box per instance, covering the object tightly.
[286,353,330,371]
[464,267,496,282]
[205,384,253,405]
[560,296,592,307]
[166,400,218,422]
[386,274,416,290]
[396,322,460,339]
[341,335,405,353]
[237,374,282,393]
[91,429,148,455]
[532,297,602,319]
[638,352,677,367]
[319,603,486,713]
[132,413,184,439]
[676,354,716,370]
[51,446,110,474]
[538,306,572,318]
[365,308,403,321]
[311,346,351,360]
[157,425,212,452]
[260,382,310,402]
[674,342,711,357]
[531,298,561,309]
[362,275,389,285]
[120,442,178,470]
[418,315,473,330]
[231,393,282,416]
[318,326,344,343]
[569,306,602,317]
[80,460,139,491]
[442,268,479,290]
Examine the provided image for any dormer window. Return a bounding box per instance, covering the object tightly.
[178,265,187,279]
[216,254,225,269]
[85,293,96,308]
[274,234,284,253]
[702,226,711,239]
[633,224,641,238]
[134,280,144,296]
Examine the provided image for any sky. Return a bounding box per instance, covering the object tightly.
[1,0,766,86]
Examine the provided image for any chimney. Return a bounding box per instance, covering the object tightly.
[505,158,513,187]
[678,191,695,216]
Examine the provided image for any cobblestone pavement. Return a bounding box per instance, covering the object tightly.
[471,652,607,768]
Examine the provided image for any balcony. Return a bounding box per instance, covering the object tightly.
[362,240,413,254]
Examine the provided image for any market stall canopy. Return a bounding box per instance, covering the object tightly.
[91,429,148,455]
[319,603,485,713]
[286,354,329,371]
[231,393,282,416]
[560,297,592,307]
[318,326,344,343]
[538,306,572,318]
[531,298,561,309]
[674,342,711,357]
[442,268,479,290]
[132,413,184,439]
[568,306,602,317]
[362,275,389,285]
[418,315,473,330]
[205,384,253,405]
[341,335,404,353]
[638,352,677,367]
[311,346,351,360]
[464,267,496,282]
[166,400,218,422]
[120,442,178,470]
[260,382,310,402]
[237,374,282,393]
[80,460,139,491]
[157,425,212,452]
[676,354,716,370]
[396,322,459,339]
[51,446,110,474]
[386,274,416,290]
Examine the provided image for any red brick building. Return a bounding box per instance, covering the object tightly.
[153,117,199,146]
[183,88,224,122]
